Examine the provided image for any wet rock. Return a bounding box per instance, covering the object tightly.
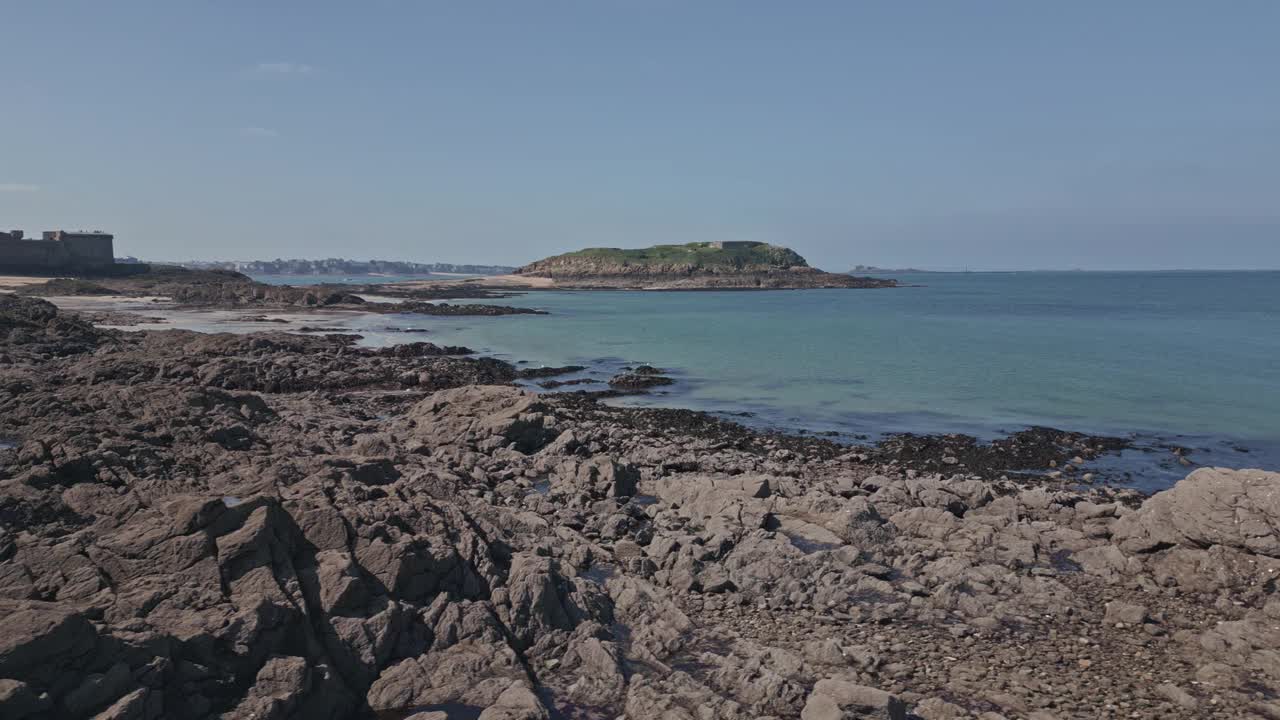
[0,679,51,719]
[517,365,585,380]
[608,371,675,391]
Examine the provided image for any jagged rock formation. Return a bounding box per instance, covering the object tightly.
[516,242,896,289]
[0,295,1277,719]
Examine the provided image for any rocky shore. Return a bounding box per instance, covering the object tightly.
[18,268,542,316]
[1,294,1278,720]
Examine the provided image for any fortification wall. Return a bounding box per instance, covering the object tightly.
[0,233,116,273]
[59,235,115,265]
[0,239,62,267]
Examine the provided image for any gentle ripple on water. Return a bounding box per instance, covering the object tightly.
[345,271,1279,490]
[69,271,1280,490]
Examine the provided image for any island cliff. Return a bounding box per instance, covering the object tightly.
[515,241,896,289]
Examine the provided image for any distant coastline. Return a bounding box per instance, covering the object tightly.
[171,257,515,277]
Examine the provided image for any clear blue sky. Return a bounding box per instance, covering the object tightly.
[2,1,1277,270]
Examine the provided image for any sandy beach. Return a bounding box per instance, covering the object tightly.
[0,275,63,292]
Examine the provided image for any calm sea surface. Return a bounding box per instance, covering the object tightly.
[260,271,1280,489]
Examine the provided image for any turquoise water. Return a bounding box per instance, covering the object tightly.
[339,271,1279,484]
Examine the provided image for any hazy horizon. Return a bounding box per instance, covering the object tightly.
[149,251,1280,274]
[145,252,1274,274]
[3,2,1278,271]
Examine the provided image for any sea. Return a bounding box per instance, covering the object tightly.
[255,271,1280,490]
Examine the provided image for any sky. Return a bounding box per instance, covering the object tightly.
[2,1,1278,271]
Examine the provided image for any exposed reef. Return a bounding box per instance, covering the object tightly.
[17,266,543,316]
[0,295,1276,719]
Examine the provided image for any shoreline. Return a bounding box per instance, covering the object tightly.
[23,289,1272,492]
[1,291,1277,718]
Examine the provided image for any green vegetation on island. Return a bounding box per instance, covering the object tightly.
[515,241,896,289]
[544,241,807,270]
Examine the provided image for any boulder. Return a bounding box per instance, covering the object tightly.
[1113,468,1280,556]
[408,386,560,453]
[559,632,626,706]
[574,457,640,498]
[477,681,550,720]
[63,662,134,717]
[0,600,98,682]
[92,687,160,720]
[914,697,970,719]
[801,680,907,720]
[1102,600,1148,626]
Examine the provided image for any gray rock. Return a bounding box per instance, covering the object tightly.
[408,386,560,454]
[1102,600,1148,625]
[1156,682,1198,710]
[0,600,98,682]
[575,457,640,498]
[559,631,626,706]
[92,687,158,720]
[477,681,550,720]
[801,680,906,720]
[64,662,134,716]
[1113,467,1280,556]
[914,697,970,719]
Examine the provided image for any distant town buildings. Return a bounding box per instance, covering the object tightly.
[0,229,115,272]
[177,258,515,276]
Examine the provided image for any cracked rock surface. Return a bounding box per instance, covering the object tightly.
[0,294,1278,719]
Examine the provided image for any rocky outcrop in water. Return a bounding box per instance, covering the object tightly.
[0,295,1277,719]
[516,242,897,290]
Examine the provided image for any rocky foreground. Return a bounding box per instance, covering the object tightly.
[1,295,1278,720]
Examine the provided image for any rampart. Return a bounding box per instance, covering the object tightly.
[0,230,118,273]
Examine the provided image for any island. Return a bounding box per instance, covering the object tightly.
[501,241,896,289]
